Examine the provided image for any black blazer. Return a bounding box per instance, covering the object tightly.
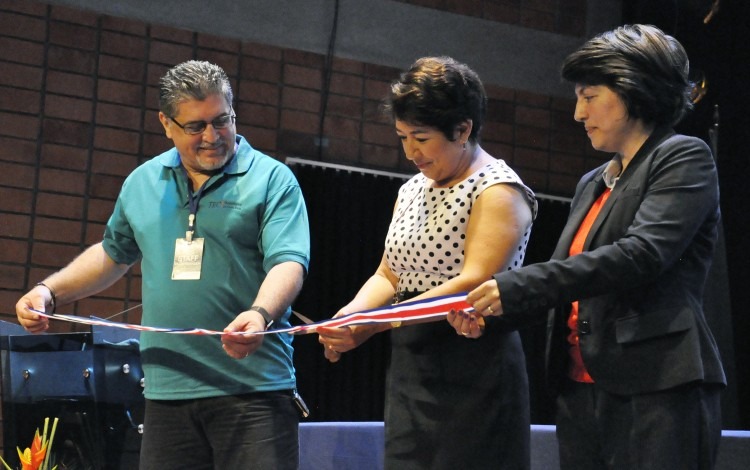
[495,128,726,396]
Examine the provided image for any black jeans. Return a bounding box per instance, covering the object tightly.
[139,391,299,470]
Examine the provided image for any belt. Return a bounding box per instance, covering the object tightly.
[393,290,424,304]
[391,290,424,329]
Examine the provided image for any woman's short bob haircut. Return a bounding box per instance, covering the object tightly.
[561,24,693,127]
[384,56,487,143]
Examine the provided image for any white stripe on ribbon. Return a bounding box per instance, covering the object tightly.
[27,292,472,336]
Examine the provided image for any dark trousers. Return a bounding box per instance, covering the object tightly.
[555,380,722,470]
[139,391,299,470]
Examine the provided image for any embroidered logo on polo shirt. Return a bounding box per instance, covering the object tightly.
[207,200,242,210]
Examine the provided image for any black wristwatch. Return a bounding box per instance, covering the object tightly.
[249,305,274,330]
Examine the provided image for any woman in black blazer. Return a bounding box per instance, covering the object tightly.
[449,24,726,470]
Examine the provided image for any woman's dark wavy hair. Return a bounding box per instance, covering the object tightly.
[383,56,487,143]
[561,24,693,127]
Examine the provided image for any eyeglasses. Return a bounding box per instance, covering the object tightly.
[169,113,236,135]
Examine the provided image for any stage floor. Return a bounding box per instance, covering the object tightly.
[300,422,750,470]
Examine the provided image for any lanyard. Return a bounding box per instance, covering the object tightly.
[185,171,209,243]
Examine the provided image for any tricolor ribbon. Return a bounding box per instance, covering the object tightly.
[285,293,473,335]
[27,293,472,336]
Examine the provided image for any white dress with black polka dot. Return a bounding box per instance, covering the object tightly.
[383,158,537,468]
[385,158,537,293]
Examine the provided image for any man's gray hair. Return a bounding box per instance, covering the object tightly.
[159,60,233,117]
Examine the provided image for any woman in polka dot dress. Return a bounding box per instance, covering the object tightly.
[318,56,538,469]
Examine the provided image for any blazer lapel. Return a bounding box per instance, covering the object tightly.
[583,127,676,249]
[586,175,628,247]
[552,174,605,259]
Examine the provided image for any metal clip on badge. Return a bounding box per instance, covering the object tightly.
[186,214,195,243]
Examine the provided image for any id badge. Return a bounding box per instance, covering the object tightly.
[172,237,204,280]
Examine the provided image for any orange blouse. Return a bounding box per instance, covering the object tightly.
[566,188,611,383]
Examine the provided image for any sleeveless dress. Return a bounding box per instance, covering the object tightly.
[383,159,537,470]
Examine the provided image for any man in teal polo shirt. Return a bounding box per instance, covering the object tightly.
[16,60,310,469]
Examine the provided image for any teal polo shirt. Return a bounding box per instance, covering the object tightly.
[102,135,310,400]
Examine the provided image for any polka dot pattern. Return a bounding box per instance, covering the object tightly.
[386,159,537,291]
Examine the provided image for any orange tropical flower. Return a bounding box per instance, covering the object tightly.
[0,417,58,470]
[16,430,47,470]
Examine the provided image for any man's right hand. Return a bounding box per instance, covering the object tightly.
[15,285,52,333]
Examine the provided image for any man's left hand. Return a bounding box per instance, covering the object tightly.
[221,310,267,359]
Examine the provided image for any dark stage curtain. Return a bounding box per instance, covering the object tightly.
[289,161,570,423]
[517,197,572,424]
[290,164,404,421]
